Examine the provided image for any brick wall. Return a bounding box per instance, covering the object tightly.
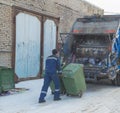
[0,3,13,67]
[10,0,103,33]
[0,0,103,67]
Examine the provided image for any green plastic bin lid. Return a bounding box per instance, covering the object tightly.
[63,63,84,77]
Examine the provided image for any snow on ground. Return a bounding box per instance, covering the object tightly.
[0,79,120,113]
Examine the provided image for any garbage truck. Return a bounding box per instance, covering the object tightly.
[60,15,120,86]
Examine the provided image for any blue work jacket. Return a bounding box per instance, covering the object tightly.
[45,55,61,74]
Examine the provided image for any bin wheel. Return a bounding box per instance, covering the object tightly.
[66,93,70,96]
[78,91,82,98]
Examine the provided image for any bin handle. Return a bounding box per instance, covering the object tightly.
[63,70,72,73]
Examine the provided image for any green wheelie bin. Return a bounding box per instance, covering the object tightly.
[0,67,15,92]
[0,87,1,94]
[62,63,86,97]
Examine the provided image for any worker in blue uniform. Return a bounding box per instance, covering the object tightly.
[39,49,62,103]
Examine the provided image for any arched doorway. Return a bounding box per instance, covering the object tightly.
[15,13,41,79]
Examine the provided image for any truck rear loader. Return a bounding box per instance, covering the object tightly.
[60,15,120,86]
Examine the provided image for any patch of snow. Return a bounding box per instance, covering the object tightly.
[0,79,120,113]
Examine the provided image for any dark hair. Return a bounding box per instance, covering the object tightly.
[52,49,58,55]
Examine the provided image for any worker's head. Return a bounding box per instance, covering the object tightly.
[52,49,58,55]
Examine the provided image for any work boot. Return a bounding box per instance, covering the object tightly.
[54,97,61,101]
[38,99,46,103]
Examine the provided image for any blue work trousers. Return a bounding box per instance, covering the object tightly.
[39,72,60,101]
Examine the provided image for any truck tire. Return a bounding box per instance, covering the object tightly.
[111,72,120,86]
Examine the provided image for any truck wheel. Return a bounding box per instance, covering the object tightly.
[111,72,120,86]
